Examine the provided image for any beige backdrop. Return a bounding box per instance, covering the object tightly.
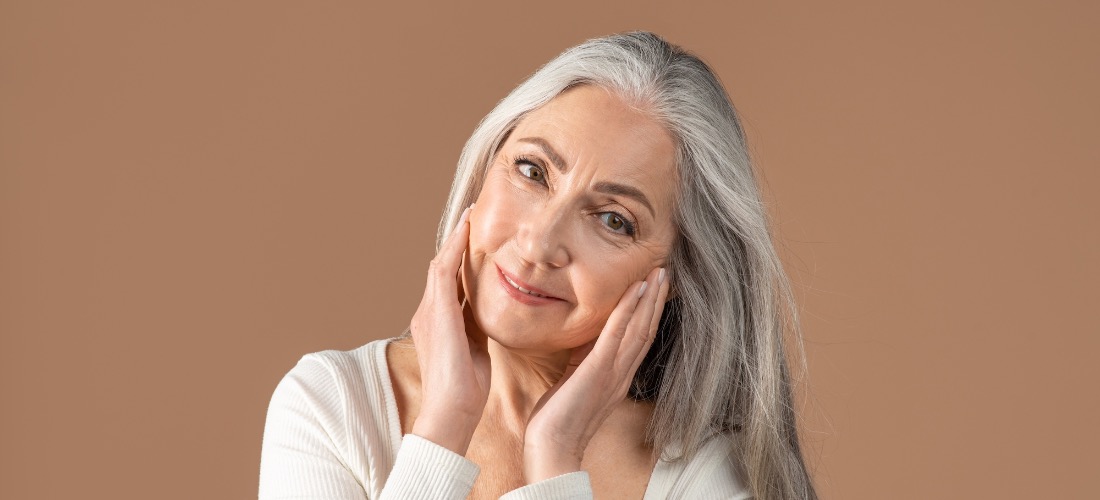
[2,1,1097,498]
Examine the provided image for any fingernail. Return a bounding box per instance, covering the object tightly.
[637,280,649,297]
[658,268,666,285]
[459,206,471,225]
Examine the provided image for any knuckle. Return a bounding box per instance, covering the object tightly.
[428,261,449,278]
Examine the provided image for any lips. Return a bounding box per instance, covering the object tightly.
[496,265,563,301]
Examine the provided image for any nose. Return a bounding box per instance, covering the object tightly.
[513,201,572,269]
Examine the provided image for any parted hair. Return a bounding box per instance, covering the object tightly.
[434,31,816,500]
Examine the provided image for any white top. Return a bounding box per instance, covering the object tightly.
[258,338,751,499]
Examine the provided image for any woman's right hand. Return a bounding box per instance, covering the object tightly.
[408,204,489,456]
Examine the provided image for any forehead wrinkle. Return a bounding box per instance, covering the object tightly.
[516,136,568,173]
[521,134,674,218]
[507,89,677,219]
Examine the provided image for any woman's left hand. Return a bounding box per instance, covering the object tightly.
[522,266,670,483]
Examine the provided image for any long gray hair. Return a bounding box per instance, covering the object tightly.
[434,31,816,500]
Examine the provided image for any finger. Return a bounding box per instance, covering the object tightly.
[617,267,664,368]
[586,279,648,366]
[628,268,670,377]
[428,204,474,291]
[414,204,473,342]
[646,268,670,340]
[567,338,597,369]
[439,203,474,267]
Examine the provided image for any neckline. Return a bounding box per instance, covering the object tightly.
[370,337,670,498]
[372,338,408,460]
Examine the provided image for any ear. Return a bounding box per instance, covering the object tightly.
[457,253,469,307]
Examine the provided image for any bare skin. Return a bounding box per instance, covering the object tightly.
[398,85,678,498]
[387,338,657,498]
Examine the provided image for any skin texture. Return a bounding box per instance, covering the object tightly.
[462,85,678,353]
[394,85,678,498]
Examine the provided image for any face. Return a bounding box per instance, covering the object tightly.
[460,85,678,352]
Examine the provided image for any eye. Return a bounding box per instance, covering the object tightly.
[515,156,547,184]
[599,212,636,237]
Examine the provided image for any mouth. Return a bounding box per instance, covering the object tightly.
[496,264,564,304]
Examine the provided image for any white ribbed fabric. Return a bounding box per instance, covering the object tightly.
[380,434,480,498]
[258,338,751,499]
[499,472,592,499]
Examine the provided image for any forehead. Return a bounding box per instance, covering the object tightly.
[508,85,679,192]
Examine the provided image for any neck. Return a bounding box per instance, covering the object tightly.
[462,306,573,433]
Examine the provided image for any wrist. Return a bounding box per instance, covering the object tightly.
[412,411,480,456]
[523,438,583,483]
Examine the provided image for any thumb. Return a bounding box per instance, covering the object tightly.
[566,339,598,374]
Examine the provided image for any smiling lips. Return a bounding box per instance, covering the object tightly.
[503,273,552,298]
[496,265,563,303]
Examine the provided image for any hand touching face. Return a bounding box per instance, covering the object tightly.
[461,85,679,352]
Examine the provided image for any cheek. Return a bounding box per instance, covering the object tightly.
[566,265,640,332]
[468,192,516,258]
[465,182,522,295]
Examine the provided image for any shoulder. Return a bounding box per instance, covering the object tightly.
[649,432,752,499]
[273,339,387,404]
[264,338,398,450]
[260,338,402,497]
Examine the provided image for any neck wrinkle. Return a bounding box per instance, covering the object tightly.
[484,338,572,431]
[460,291,574,434]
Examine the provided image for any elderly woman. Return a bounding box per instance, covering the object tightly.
[259,32,816,499]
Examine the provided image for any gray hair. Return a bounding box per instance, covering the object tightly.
[435,31,816,500]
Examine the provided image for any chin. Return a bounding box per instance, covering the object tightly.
[469,300,554,349]
[462,255,603,353]
[466,295,600,353]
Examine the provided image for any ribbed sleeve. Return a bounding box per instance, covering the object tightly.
[259,354,369,500]
[379,434,479,498]
[258,340,753,499]
[500,471,592,499]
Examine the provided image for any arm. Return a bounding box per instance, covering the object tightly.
[258,355,369,500]
[258,354,481,499]
[500,472,593,499]
[406,203,491,456]
[260,205,488,498]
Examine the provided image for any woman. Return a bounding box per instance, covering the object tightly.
[260,31,816,499]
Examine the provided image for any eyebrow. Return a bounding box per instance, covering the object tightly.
[516,136,655,218]
[517,137,568,173]
[593,181,655,217]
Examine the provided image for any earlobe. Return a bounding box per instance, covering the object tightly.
[457,257,468,306]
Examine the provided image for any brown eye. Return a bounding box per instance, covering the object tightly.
[517,160,545,183]
[599,212,636,236]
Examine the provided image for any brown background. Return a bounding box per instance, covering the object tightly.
[2,1,1097,498]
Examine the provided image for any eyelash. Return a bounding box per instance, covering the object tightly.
[512,154,638,238]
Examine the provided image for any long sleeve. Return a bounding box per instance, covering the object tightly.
[260,352,484,499]
[259,354,371,499]
[262,342,736,499]
[500,471,592,499]
[380,434,479,498]
[258,351,593,499]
